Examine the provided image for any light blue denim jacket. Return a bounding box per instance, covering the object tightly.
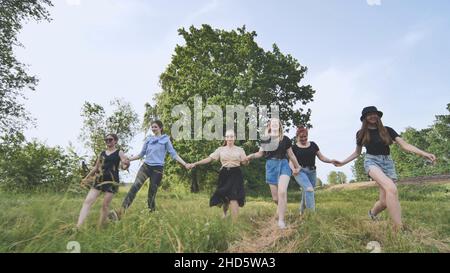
[139,134,178,166]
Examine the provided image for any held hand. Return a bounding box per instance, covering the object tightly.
[332,160,344,167]
[245,155,253,162]
[121,160,130,171]
[292,167,301,176]
[240,159,250,165]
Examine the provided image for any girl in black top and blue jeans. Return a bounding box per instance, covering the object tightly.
[291,127,339,214]
[246,118,301,229]
[336,106,436,231]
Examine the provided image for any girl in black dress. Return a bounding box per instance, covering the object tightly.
[188,130,248,222]
[76,134,129,228]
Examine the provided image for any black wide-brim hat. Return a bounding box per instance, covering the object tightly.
[360,106,383,121]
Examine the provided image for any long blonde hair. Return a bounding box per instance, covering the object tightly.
[357,118,393,146]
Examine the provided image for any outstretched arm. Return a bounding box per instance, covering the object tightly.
[317,151,340,165]
[119,151,130,170]
[119,151,129,163]
[287,148,301,175]
[193,157,214,167]
[395,137,436,162]
[336,145,363,166]
[246,147,264,161]
[174,155,188,168]
[86,157,101,178]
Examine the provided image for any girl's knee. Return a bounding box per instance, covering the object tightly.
[83,198,96,207]
[386,184,398,196]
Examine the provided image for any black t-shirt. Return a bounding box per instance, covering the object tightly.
[261,135,292,159]
[356,126,400,155]
[292,141,320,168]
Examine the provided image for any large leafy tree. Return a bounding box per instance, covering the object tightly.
[0,0,53,134]
[154,25,315,192]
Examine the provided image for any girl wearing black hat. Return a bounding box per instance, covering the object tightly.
[335,106,436,231]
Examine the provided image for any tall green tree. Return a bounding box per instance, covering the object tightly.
[0,0,53,134]
[154,25,315,192]
[79,98,140,161]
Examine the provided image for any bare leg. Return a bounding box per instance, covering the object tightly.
[277,175,291,226]
[371,187,387,216]
[76,189,101,228]
[229,200,239,223]
[368,167,402,230]
[222,202,229,218]
[269,184,278,219]
[98,192,114,228]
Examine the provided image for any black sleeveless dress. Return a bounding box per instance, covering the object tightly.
[93,150,120,194]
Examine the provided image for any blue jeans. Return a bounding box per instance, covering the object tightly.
[265,158,292,185]
[293,167,317,213]
[364,154,398,181]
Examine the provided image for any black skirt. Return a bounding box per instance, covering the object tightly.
[210,167,245,207]
[93,173,119,194]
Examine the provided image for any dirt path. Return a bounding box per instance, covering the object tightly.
[227,216,299,253]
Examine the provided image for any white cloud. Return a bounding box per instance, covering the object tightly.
[66,0,81,6]
[366,0,381,6]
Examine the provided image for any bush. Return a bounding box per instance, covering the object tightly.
[0,133,83,193]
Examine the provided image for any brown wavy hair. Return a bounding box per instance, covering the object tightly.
[357,118,392,146]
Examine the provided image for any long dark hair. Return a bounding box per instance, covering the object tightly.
[357,118,392,146]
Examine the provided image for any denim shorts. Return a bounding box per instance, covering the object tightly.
[266,158,292,185]
[364,154,398,181]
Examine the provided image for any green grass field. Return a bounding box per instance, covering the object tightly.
[1,182,449,253]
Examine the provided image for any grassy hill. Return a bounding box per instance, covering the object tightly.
[1,181,448,253]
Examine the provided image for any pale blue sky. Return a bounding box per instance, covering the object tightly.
[17,0,450,183]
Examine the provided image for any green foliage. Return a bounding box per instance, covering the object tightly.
[390,103,450,178]
[316,177,323,187]
[327,171,347,185]
[352,153,367,182]
[154,24,315,192]
[0,0,53,134]
[0,133,83,193]
[79,98,140,160]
